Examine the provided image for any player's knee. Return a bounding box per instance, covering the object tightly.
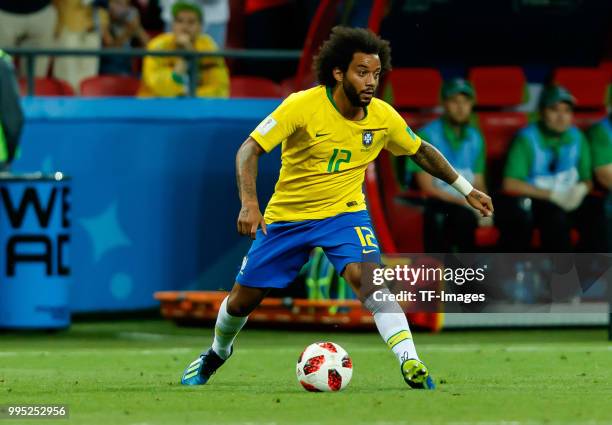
[226,283,267,316]
[342,263,362,290]
[226,296,254,317]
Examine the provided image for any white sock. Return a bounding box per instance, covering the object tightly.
[364,289,419,363]
[211,296,247,360]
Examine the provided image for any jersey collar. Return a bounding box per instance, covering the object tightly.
[326,86,368,121]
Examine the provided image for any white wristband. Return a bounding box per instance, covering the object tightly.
[451,175,473,197]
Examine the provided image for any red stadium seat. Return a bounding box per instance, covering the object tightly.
[468,66,526,107]
[478,111,528,199]
[80,75,141,97]
[19,78,75,96]
[385,68,442,108]
[468,67,528,191]
[570,111,607,130]
[477,112,528,162]
[376,150,425,252]
[385,68,443,136]
[553,67,609,108]
[599,60,612,81]
[230,76,283,98]
[400,111,441,132]
[553,67,609,129]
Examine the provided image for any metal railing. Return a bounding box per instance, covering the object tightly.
[3,47,302,97]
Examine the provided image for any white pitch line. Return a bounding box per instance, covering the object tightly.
[117,332,172,341]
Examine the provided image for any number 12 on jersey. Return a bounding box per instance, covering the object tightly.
[327,149,352,172]
[354,226,378,248]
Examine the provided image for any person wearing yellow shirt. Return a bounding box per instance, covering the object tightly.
[139,1,229,98]
[179,27,493,390]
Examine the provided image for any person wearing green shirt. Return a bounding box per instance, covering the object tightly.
[500,85,604,252]
[586,116,612,251]
[587,117,612,190]
[406,78,487,252]
[0,49,24,172]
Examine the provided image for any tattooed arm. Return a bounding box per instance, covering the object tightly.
[236,137,267,239]
[411,141,494,217]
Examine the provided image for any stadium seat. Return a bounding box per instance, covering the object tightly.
[376,150,425,252]
[230,76,283,98]
[477,112,528,161]
[80,75,141,97]
[599,60,612,81]
[468,66,526,107]
[477,111,529,190]
[553,67,609,107]
[400,111,441,132]
[553,67,609,129]
[385,68,442,108]
[18,77,75,96]
[384,68,443,130]
[468,67,528,191]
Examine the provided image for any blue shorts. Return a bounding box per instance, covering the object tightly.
[236,210,381,288]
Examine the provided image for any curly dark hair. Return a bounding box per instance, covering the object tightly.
[314,26,392,87]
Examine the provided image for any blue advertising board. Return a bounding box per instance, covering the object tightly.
[11,98,282,313]
[0,175,71,328]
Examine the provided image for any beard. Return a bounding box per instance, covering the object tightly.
[342,79,371,107]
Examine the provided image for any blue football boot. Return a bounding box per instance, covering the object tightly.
[181,347,231,385]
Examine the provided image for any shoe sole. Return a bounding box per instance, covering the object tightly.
[402,359,435,390]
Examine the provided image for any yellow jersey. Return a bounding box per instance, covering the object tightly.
[250,85,422,224]
[138,33,229,98]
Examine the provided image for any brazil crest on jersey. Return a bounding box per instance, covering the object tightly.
[250,85,422,223]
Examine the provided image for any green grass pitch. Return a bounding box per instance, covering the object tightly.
[1,320,611,425]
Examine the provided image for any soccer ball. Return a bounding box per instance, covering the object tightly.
[296,342,353,392]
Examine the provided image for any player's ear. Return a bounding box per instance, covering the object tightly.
[332,67,343,83]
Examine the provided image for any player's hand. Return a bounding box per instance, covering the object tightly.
[466,189,494,217]
[237,203,268,239]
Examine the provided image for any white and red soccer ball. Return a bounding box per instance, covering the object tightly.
[296,342,353,392]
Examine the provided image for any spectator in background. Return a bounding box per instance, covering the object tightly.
[0,50,24,172]
[407,79,487,252]
[139,1,229,98]
[0,0,57,77]
[586,114,612,251]
[161,0,229,47]
[499,85,605,252]
[587,116,612,191]
[53,0,110,92]
[100,0,149,75]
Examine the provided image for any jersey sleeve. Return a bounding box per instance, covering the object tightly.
[250,93,304,152]
[577,132,592,181]
[588,123,612,168]
[384,107,422,156]
[503,135,532,181]
[474,130,486,174]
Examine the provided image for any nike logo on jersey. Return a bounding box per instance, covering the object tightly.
[362,249,378,254]
[316,132,331,137]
